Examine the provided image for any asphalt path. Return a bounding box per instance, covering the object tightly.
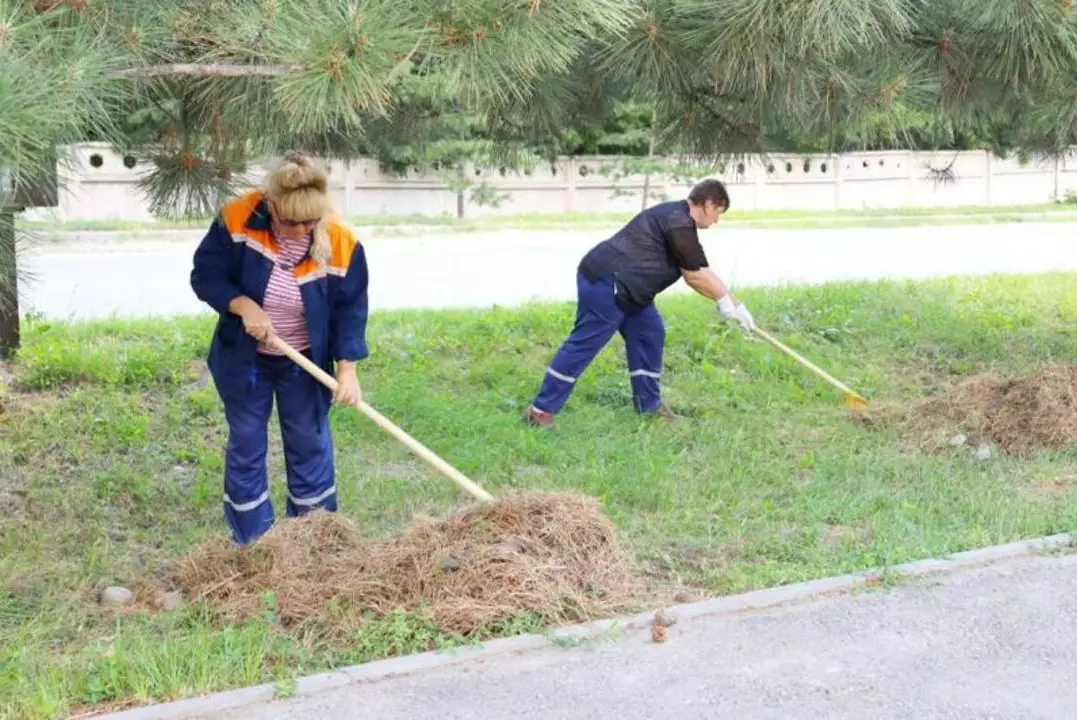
[207,551,1077,720]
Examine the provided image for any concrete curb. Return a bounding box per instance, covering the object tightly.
[25,210,1077,246]
[30,230,204,244]
[93,531,1075,720]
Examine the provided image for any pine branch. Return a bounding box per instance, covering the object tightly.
[12,0,1077,219]
[106,63,298,78]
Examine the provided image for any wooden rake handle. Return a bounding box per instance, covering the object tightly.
[269,336,495,503]
[752,326,868,406]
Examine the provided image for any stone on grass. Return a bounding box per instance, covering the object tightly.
[974,443,993,461]
[949,434,968,447]
[673,591,698,604]
[100,586,134,608]
[160,591,184,612]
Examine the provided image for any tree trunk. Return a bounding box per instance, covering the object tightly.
[0,210,18,359]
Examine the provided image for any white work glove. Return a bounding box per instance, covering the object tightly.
[717,294,755,334]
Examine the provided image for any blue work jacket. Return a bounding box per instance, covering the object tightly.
[190,190,370,414]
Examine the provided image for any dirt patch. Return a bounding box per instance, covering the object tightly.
[0,388,64,416]
[0,488,28,517]
[637,536,752,588]
[822,523,874,549]
[852,364,1077,456]
[170,492,640,639]
[371,459,428,482]
[1022,472,1077,501]
[512,463,550,482]
[183,360,212,390]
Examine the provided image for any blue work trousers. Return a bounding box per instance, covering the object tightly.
[532,271,665,414]
[222,351,337,545]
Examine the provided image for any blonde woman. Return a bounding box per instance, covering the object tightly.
[190,152,369,545]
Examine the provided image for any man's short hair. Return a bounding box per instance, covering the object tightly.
[688,179,730,210]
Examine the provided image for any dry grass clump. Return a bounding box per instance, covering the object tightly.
[853,363,1077,455]
[173,492,640,638]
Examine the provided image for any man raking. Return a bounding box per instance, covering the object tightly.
[525,179,754,427]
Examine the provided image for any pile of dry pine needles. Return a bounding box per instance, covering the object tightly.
[172,492,642,639]
[854,363,1077,455]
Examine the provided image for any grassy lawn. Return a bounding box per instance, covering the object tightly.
[2,273,1077,718]
[17,201,1077,236]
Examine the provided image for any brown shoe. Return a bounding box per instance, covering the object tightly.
[650,403,682,421]
[524,405,555,427]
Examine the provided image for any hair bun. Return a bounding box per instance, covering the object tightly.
[272,152,328,193]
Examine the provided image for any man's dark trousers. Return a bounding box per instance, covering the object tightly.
[532,271,665,414]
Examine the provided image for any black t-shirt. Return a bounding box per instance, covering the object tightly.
[579,200,709,313]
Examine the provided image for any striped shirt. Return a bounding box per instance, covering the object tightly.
[258,230,311,355]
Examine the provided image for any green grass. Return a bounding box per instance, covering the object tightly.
[17,201,1077,236]
[3,273,1077,718]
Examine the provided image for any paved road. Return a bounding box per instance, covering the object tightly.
[16,221,1077,319]
[208,551,1077,720]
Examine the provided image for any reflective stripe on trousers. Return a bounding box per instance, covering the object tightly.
[531,271,665,415]
[222,351,338,545]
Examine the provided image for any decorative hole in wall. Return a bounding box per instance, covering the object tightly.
[474,167,482,176]
[767,164,775,173]
[550,164,558,175]
[498,167,506,176]
[879,159,885,166]
[579,165,591,176]
[803,161,811,173]
[89,153,103,168]
[785,162,793,173]
[820,162,828,173]
[862,160,869,168]
[736,162,745,174]
[123,155,137,169]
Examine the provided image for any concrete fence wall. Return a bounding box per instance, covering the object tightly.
[22,143,1077,223]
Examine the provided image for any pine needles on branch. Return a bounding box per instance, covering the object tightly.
[5,0,1077,217]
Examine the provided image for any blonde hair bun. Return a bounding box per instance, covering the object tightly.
[267,151,329,196]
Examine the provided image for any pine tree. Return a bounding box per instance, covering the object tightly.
[6,0,1077,214]
[600,0,1077,157]
[0,0,638,354]
[6,0,1077,205]
[4,0,1077,355]
[3,0,641,216]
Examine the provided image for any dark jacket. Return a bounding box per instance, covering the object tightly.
[578,200,708,313]
[190,190,369,414]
